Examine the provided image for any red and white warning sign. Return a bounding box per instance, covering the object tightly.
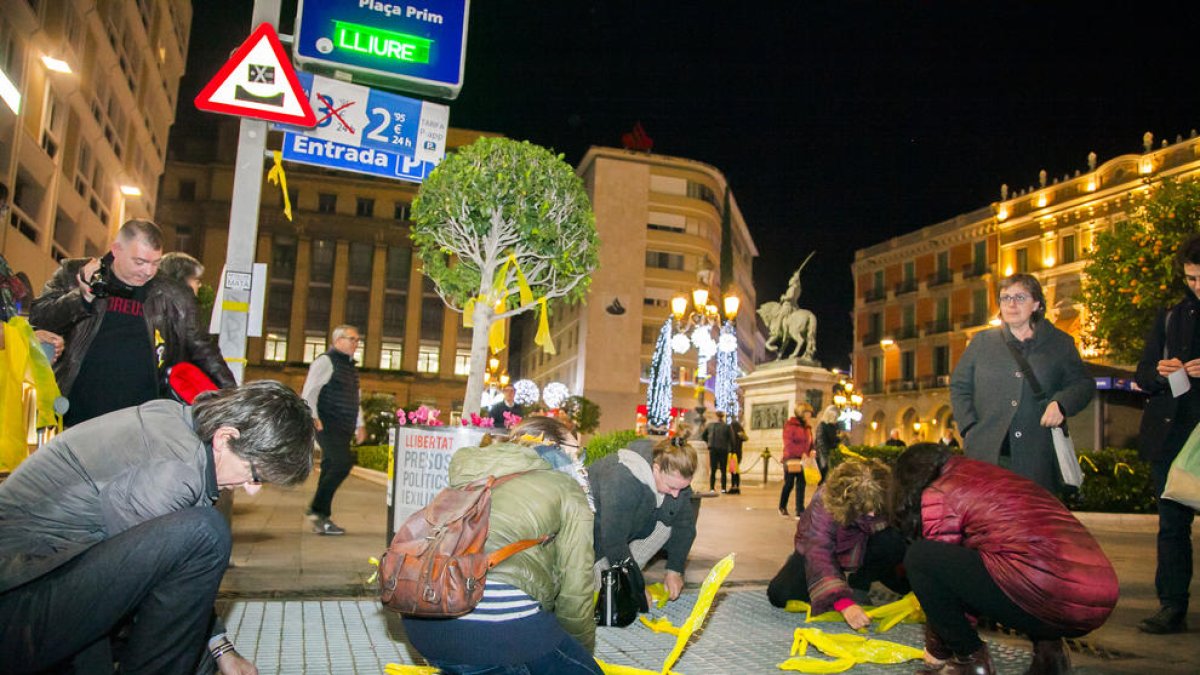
[194,23,316,126]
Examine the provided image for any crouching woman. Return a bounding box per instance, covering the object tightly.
[766,459,910,629]
[891,444,1118,675]
[402,417,599,674]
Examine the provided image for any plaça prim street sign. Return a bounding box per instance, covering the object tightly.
[278,72,449,183]
[293,0,469,100]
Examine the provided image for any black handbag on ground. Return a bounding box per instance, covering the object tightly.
[595,559,638,627]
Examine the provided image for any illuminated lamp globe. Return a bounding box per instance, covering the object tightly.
[542,382,569,409]
[513,379,540,406]
[671,333,692,354]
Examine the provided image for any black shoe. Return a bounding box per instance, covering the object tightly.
[1137,606,1187,634]
[1024,638,1070,675]
[779,508,789,517]
[727,488,741,494]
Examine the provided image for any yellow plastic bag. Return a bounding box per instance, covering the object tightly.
[1,317,62,472]
[802,457,822,486]
[383,664,438,675]
[778,627,925,672]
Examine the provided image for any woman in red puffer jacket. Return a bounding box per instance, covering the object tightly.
[779,403,813,516]
[891,444,1118,675]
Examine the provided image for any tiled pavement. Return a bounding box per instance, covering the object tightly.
[221,471,1200,674]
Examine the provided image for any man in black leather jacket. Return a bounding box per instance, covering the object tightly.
[31,219,234,426]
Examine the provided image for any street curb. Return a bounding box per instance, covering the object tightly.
[350,465,388,486]
[1073,511,1157,532]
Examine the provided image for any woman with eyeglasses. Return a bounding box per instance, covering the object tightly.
[949,273,1093,491]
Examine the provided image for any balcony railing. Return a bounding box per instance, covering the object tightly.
[862,381,884,395]
[894,278,918,296]
[925,318,951,335]
[921,374,952,389]
[862,331,882,347]
[886,378,918,393]
[896,325,918,340]
[927,268,953,287]
[962,261,988,279]
[864,287,887,303]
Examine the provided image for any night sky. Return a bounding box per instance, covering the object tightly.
[179,1,1200,370]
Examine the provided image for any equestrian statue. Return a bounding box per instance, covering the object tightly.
[757,252,819,363]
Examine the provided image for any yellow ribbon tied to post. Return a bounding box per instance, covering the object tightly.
[266,151,293,221]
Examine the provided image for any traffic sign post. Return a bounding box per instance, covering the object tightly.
[293,0,470,100]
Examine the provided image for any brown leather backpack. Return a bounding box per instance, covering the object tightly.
[378,471,551,618]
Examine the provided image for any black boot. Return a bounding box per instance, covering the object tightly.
[1025,638,1070,675]
[1137,606,1187,634]
[923,624,952,665]
[917,644,995,675]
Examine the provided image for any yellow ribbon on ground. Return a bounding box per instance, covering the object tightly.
[1,317,62,471]
[383,664,438,675]
[462,254,555,355]
[598,553,737,675]
[779,627,925,672]
[784,593,924,633]
[266,151,293,221]
[646,582,670,609]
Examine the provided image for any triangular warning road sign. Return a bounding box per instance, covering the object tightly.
[194,23,316,127]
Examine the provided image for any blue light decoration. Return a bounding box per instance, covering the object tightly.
[714,321,740,419]
[646,319,674,430]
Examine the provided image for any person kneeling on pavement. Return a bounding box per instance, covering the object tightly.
[402,416,599,674]
[891,443,1118,675]
[766,459,909,628]
[588,427,698,611]
[0,380,314,674]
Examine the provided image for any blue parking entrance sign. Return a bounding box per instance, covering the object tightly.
[281,132,436,183]
[277,72,446,183]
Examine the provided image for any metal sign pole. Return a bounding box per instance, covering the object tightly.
[219,0,281,384]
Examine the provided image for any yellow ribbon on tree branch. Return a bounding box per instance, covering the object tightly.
[462,253,556,355]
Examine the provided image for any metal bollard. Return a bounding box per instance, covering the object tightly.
[761,447,773,484]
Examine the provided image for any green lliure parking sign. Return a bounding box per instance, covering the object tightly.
[294,0,469,100]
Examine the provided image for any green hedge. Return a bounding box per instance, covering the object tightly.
[355,444,390,473]
[583,429,640,467]
[829,445,1155,514]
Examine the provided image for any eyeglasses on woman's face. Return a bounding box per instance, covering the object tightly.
[998,293,1031,305]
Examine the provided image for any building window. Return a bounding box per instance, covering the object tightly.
[1061,234,1077,264]
[454,348,471,376]
[271,235,297,280]
[645,251,684,270]
[868,356,883,390]
[393,202,410,220]
[903,260,915,284]
[310,239,335,283]
[643,297,669,308]
[972,288,989,325]
[647,221,685,233]
[901,305,916,338]
[345,290,369,329]
[264,333,288,361]
[348,241,373,287]
[267,284,292,327]
[306,288,332,331]
[355,197,375,217]
[317,192,337,214]
[417,343,439,374]
[380,341,404,370]
[178,179,196,202]
[1015,247,1029,274]
[386,246,411,289]
[40,94,64,159]
[933,345,950,377]
[901,350,915,383]
[420,296,444,341]
[872,270,884,296]
[303,335,327,363]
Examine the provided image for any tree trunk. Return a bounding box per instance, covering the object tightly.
[463,301,494,416]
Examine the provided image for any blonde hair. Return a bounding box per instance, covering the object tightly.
[819,405,839,425]
[794,402,813,418]
[821,459,891,526]
[652,423,697,478]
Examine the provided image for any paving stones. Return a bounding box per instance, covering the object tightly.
[219,589,1073,674]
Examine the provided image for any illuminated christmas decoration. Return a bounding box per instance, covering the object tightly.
[715,321,740,418]
[646,319,674,429]
[542,382,569,408]
[513,379,540,406]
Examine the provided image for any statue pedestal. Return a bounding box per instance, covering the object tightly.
[737,361,840,481]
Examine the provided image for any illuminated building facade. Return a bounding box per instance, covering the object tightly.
[0,0,190,288]
[851,130,1200,447]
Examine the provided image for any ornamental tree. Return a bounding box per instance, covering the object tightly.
[411,137,598,411]
[1081,178,1200,364]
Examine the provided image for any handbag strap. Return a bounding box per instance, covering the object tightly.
[1003,336,1067,430]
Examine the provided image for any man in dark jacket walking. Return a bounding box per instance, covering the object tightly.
[702,411,734,492]
[1134,234,1200,635]
[30,219,234,426]
[302,324,366,535]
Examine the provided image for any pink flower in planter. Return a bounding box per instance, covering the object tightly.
[502,411,522,429]
[395,410,407,425]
